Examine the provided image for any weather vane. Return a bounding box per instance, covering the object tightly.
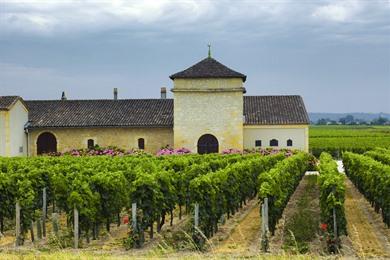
[208,43,211,58]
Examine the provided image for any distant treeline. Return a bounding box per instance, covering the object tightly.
[312,115,389,125]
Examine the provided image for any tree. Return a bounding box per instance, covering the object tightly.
[371,117,388,125]
[317,118,328,125]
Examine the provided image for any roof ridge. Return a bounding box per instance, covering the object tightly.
[244,95,302,97]
[25,98,174,102]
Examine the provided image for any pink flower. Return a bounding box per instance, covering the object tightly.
[222,148,242,154]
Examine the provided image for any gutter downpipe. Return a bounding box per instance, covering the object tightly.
[24,121,31,157]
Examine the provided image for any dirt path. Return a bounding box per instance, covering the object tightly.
[344,177,390,258]
[270,174,321,255]
[213,200,261,254]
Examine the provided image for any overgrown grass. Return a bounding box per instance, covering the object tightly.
[0,251,319,260]
[283,175,320,254]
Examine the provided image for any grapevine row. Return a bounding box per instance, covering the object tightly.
[189,153,286,238]
[364,147,390,165]
[318,152,347,236]
[0,153,275,246]
[342,152,390,227]
[258,152,311,234]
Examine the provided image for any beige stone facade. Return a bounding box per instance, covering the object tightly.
[0,100,28,157]
[243,125,309,152]
[173,78,244,152]
[28,127,173,156]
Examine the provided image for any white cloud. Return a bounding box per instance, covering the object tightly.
[0,0,300,35]
[311,0,365,22]
[0,0,388,41]
[0,0,216,34]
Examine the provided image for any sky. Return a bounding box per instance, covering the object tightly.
[0,0,389,113]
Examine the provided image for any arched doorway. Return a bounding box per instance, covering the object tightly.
[197,134,219,154]
[37,132,57,155]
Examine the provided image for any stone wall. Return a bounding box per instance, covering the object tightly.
[28,127,173,156]
[173,78,244,152]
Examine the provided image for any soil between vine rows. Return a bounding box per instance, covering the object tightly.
[212,198,261,254]
[344,177,390,258]
[269,174,322,255]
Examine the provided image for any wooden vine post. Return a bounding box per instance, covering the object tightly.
[261,197,269,252]
[74,206,79,249]
[194,203,199,229]
[42,187,47,237]
[15,201,21,246]
[131,203,137,230]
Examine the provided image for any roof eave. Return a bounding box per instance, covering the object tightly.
[169,76,246,82]
[27,124,174,130]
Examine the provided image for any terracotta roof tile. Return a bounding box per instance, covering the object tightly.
[0,96,21,110]
[25,99,173,128]
[24,95,309,128]
[170,57,247,82]
[244,96,309,125]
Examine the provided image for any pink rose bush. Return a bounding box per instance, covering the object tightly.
[221,148,242,154]
[156,147,191,156]
[43,145,296,158]
[52,146,150,157]
[243,148,295,157]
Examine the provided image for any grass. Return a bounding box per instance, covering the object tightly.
[0,251,320,260]
[283,175,320,254]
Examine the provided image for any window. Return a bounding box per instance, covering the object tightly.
[138,138,145,150]
[255,140,262,147]
[287,139,293,147]
[87,139,95,149]
[270,139,278,147]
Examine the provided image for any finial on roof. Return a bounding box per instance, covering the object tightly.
[208,43,211,58]
[61,91,67,100]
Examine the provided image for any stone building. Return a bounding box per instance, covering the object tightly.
[0,96,28,156]
[0,55,309,156]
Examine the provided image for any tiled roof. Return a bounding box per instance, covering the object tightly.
[170,57,247,82]
[244,96,310,125]
[0,96,21,110]
[25,99,174,128]
[24,95,309,128]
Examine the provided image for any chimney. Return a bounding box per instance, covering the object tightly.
[61,91,67,100]
[113,88,118,100]
[160,87,167,99]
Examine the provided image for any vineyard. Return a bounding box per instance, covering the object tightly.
[309,125,390,157]
[0,151,304,249]
[1,147,390,258]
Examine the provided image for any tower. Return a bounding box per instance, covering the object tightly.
[170,51,246,153]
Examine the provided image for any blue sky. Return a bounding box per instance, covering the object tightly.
[0,0,389,113]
